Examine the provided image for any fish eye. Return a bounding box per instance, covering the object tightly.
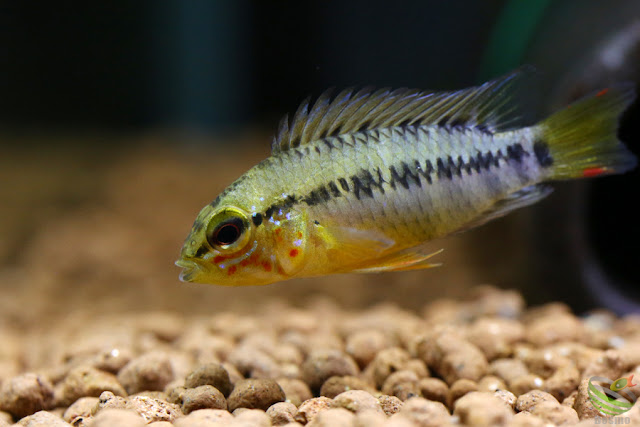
[211,218,243,246]
[205,208,252,252]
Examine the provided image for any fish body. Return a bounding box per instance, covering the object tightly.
[611,374,637,392]
[177,68,636,286]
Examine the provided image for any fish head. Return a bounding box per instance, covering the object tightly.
[176,200,309,286]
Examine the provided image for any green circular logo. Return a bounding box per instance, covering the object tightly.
[588,376,637,416]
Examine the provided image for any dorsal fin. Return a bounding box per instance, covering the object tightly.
[271,66,534,153]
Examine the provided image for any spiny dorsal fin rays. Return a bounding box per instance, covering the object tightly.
[271,67,532,153]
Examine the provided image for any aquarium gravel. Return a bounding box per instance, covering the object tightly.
[0,286,639,426]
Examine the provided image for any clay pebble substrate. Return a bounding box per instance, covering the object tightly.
[1,286,640,426]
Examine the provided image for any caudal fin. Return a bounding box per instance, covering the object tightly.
[538,85,637,180]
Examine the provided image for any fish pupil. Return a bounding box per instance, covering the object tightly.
[212,218,244,246]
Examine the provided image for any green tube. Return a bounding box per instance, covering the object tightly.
[479,0,552,80]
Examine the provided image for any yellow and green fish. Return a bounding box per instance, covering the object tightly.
[176,68,636,286]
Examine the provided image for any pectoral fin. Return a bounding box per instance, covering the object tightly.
[353,248,444,273]
[314,223,395,262]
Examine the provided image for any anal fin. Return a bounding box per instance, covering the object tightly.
[455,184,553,234]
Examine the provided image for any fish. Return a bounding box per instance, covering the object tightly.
[611,374,637,392]
[176,67,637,286]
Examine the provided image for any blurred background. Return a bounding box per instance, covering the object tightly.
[1,0,639,323]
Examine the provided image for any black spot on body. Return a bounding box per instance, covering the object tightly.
[329,125,342,137]
[195,246,208,258]
[338,178,350,192]
[507,143,526,162]
[265,206,275,219]
[357,120,372,132]
[328,181,341,197]
[533,140,553,167]
[252,213,263,226]
[437,158,452,180]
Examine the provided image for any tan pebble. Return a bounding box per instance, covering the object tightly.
[572,378,603,419]
[378,394,403,416]
[418,377,448,405]
[227,378,285,411]
[345,330,390,368]
[493,389,517,409]
[319,375,373,398]
[477,375,507,392]
[147,422,174,427]
[227,345,280,378]
[0,373,54,418]
[125,394,183,423]
[93,391,127,413]
[267,401,297,425]
[332,390,383,414]
[447,378,478,409]
[173,408,234,426]
[222,362,244,386]
[88,408,145,427]
[453,391,514,426]
[467,286,525,318]
[382,371,420,400]
[466,317,525,360]
[354,409,386,427]
[117,351,174,394]
[515,390,558,412]
[385,414,419,427]
[276,378,313,407]
[234,408,271,426]
[615,401,640,424]
[543,361,580,401]
[63,396,100,423]
[302,350,359,392]
[396,397,451,427]
[57,366,126,406]
[561,390,577,407]
[526,313,584,346]
[166,384,187,404]
[367,347,411,389]
[184,363,232,397]
[403,359,430,378]
[306,407,355,427]
[489,358,529,384]
[294,396,333,424]
[582,349,627,380]
[416,331,488,384]
[0,411,11,427]
[508,411,547,427]
[272,344,304,366]
[509,374,544,396]
[182,385,227,414]
[529,401,579,425]
[15,410,71,426]
[90,347,133,374]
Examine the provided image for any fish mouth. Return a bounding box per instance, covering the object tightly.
[175,258,204,282]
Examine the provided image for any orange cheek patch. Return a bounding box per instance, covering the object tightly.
[213,255,226,264]
[289,249,299,258]
[262,261,272,272]
[227,265,237,275]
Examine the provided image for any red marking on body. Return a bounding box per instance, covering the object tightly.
[262,261,272,272]
[583,167,607,178]
[240,260,249,267]
[275,228,282,235]
[289,249,299,258]
[596,88,609,97]
[213,255,226,264]
[297,231,303,238]
[227,265,237,275]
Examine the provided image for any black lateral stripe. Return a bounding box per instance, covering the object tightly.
[533,140,553,167]
[328,181,341,197]
[338,177,350,192]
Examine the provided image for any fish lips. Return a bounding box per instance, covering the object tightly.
[175,258,205,282]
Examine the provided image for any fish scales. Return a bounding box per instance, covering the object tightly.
[176,68,636,286]
[259,125,541,246]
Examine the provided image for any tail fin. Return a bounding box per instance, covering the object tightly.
[538,85,637,180]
